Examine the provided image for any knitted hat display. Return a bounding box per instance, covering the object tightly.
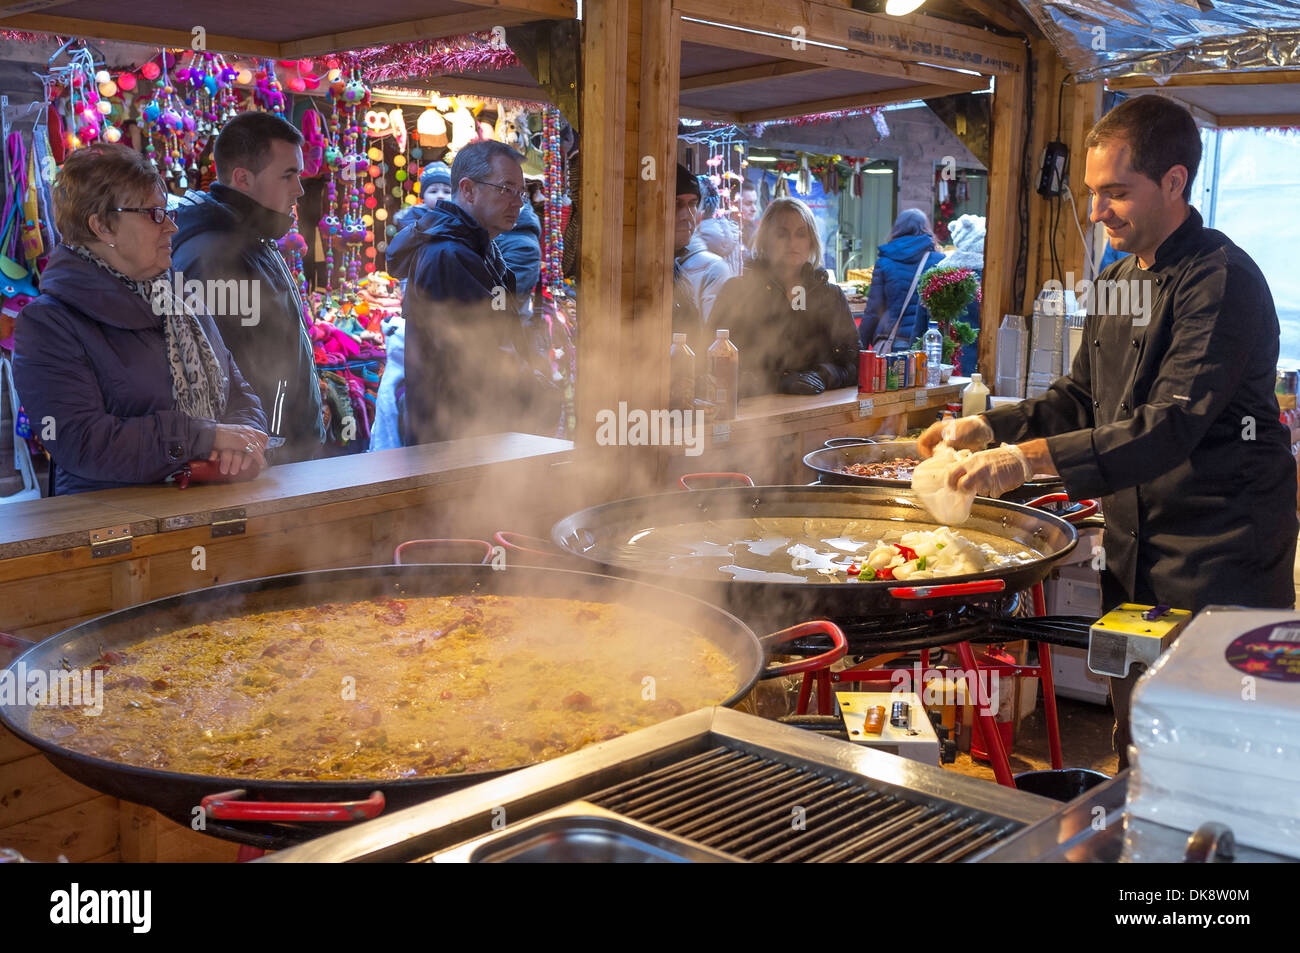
[948,214,986,253]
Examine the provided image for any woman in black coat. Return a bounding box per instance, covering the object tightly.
[707,198,859,397]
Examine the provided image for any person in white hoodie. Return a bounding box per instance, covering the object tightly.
[369,312,406,452]
[939,213,985,376]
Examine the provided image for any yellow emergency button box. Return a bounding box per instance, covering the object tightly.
[1087,603,1192,678]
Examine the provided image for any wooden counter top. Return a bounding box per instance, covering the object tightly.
[731,382,966,430]
[0,432,573,560]
[0,495,157,561]
[659,382,968,486]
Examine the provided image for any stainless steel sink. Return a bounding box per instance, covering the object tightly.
[432,802,736,863]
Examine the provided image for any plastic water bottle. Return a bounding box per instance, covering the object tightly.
[924,321,943,388]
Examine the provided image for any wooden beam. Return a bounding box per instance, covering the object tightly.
[680,17,994,88]
[392,76,549,103]
[0,13,279,56]
[1109,69,1300,89]
[676,0,1026,75]
[681,61,832,93]
[735,77,990,124]
[679,105,743,122]
[278,5,566,58]
[0,0,78,20]
[948,0,1036,36]
[1214,113,1300,129]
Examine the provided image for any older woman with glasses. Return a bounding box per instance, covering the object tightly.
[13,143,268,495]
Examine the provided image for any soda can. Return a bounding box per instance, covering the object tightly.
[902,352,912,389]
[859,350,875,393]
[885,354,900,390]
[875,353,885,392]
[916,349,927,387]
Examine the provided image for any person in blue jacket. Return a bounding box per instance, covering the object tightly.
[858,208,946,353]
[384,140,557,446]
[495,197,542,318]
[13,144,267,495]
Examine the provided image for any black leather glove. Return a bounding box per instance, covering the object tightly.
[779,370,826,395]
[813,363,844,389]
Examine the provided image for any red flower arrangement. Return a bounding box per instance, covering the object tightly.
[910,266,980,365]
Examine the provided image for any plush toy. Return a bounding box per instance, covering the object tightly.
[300,108,325,177]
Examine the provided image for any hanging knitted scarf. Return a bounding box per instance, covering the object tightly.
[67,244,228,420]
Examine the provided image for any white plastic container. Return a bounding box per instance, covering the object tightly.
[961,373,989,417]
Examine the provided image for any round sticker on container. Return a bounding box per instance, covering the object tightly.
[1224,623,1300,682]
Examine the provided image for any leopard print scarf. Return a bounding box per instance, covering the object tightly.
[67,244,228,420]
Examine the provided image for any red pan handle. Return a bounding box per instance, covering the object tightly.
[493,530,569,561]
[0,632,34,650]
[201,789,385,823]
[679,472,755,491]
[393,538,494,565]
[889,579,1007,600]
[1024,493,1099,524]
[0,631,34,667]
[760,620,847,679]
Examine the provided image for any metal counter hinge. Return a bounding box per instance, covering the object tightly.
[90,525,133,558]
[211,508,247,538]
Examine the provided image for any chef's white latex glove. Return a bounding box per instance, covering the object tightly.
[911,445,977,524]
[948,443,1033,498]
[917,415,994,458]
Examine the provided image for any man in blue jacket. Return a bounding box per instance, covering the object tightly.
[386,140,556,445]
[170,112,325,463]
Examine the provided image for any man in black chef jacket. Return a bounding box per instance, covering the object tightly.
[918,95,1298,765]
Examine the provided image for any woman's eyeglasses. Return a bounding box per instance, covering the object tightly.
[469,180,528,202]
[113,206,176,225]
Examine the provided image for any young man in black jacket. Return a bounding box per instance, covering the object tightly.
[171,112,325,463]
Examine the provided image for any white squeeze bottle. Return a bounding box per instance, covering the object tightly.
[924,321,943,388]
[962,372,989,417]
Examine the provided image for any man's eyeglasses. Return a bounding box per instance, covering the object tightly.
[469,180,528,202]
[114,206,176,225]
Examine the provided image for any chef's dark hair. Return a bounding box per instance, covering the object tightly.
[214,112,304,184]
[1085,95,1200,201]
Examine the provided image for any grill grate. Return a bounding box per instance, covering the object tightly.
[589,745,1020,862]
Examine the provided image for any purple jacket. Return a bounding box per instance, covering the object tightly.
[13,247,266,495]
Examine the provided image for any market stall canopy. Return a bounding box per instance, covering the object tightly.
[0,0,575,58]
[1016,0,1300,81]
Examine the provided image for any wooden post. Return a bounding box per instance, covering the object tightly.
[628,1,681,490]
[576,0,630,481]
[1064,81,1104,277]
[576,0,679,497]
[981,46,1028,379]
[1021,39,1057,316]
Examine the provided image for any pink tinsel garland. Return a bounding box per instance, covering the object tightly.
[2,30,66,43]
[347,33,518,83]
